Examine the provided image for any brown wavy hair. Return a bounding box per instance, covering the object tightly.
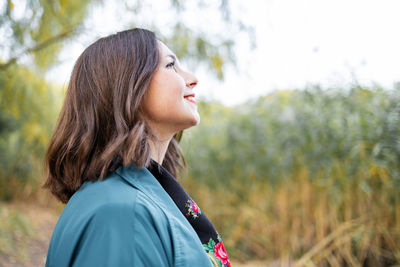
[43,28,185,203]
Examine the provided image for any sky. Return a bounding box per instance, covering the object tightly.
[45,0,400,106]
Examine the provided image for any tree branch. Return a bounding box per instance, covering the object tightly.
[0,28,75,71]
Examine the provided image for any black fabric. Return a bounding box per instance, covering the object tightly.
[147,159,219,245]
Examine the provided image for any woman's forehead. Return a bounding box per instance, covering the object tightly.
[157,41,176,59]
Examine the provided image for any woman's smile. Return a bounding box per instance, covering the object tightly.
[142,40,200,138]
[184,93,197,105]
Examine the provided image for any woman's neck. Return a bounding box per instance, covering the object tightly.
[148,135,172,165]
[144,119,176,165]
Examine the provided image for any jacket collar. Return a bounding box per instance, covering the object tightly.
[114,162,186,220]
[114,162,231,266]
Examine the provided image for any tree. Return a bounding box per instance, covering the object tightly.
[0,0,99,70]
[1,0,253,76]
[0,0,253,200]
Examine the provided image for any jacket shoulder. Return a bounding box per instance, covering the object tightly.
[46,173,174,266]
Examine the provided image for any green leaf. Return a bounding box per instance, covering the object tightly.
[208,238,216,248]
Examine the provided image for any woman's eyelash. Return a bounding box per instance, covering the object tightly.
[166,61,176,68]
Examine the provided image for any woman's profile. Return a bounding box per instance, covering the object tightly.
[43,28,231,267]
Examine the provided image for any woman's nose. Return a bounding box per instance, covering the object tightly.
[182,70,198,89]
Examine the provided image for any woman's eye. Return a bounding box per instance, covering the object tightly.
[166,61,177,71]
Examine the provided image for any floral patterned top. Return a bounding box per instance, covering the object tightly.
[148,160,231,267]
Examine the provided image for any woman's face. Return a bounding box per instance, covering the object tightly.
[142,41,200,139]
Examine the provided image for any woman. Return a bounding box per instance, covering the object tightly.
[43,28,231,267]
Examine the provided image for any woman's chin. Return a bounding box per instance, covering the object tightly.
[185,109,201,127]
[178,115,200,132]
[191,113,201,126]
[193,113,200,126]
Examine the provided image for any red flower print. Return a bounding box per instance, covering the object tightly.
[214,241,231,266]
[192,202,199,213]
[185,199,201,219]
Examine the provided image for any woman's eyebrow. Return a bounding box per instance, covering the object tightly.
[166,54,177,61]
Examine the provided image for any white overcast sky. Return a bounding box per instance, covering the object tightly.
[45,0,400,106]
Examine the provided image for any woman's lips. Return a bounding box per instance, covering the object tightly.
[184,94,197,105]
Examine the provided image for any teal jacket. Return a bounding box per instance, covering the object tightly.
[45,164,213,267]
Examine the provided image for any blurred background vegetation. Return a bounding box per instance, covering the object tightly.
[181,86,400,266]
[0,0,399,266]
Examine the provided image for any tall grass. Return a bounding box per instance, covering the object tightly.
[182,164,399,265]
[0,203,34,260]
[181,85,400,265]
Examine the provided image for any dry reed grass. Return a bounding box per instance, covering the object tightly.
[183,163,400,266]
